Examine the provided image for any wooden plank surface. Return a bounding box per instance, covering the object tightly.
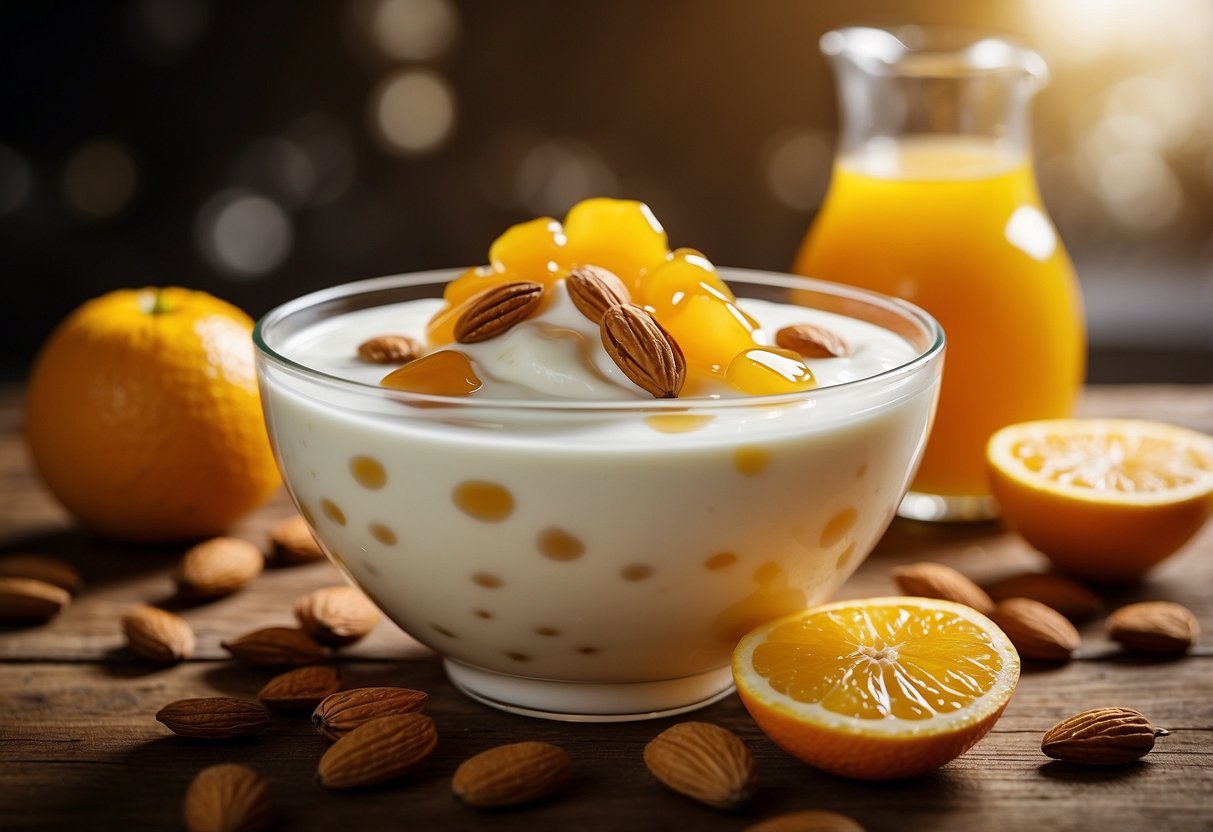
[3,385,1212,831]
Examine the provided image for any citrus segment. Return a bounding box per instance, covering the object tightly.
[733,597,1020,779]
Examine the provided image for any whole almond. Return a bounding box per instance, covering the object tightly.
[643,721,756,810]
[0,576,71,623]
[775,323,849,358]
[258,665,342,712]
[312,686,429,741]
[1041,707,1167,765]
[452,741,571,808]
[566,265,631,324]
[156,697,269,739]
[123,604,196,664]
[602,304,686,399]
[184,764,273,832]
[454,281,544,343]
[746,810,867,832]
[357,334,421,365]
[990,597,1080,662]
[316,712,437,789]
[890,562,995,615]
[1106,601,1199,656]
[176,537,263,599]
[985,572,1101,622]
[268,515,326,565]
[222,626,326,668]
[294,585,381,647]
[0,553,83,593]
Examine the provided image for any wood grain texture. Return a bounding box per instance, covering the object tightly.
[2,385,1212,831]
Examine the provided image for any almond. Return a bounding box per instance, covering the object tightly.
[0,576,71,623]
[1106,601,1198,656]
[775,323,849,358]
[454,281,544,343]
[294,585,381,647]
[176,537,263,599]
[1041,707,1167,765]
[268,515,326,565]
[312,686,429,741]
[0,553,83,593]
[316,712,437,789]
[890,562,995,615]
[183,763,273,832]
[122,604,195,664]
[566,265,631,324]
[990,597,1080,662]
[452,741,571,808]
[258,665,342,712]
[222,626,326,668]
[357,333,421,365]
[745,810,867,832]
[985,572,1101,622]
[601,304,686,398]
[643,721,756,810]
[156,697,269,739]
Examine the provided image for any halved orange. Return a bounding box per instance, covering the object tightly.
[987,419,1213,581]
[733,597,1020,780]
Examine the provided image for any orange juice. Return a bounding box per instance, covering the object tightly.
[794,137,1085,501]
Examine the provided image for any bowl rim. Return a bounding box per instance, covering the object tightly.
[253,267,945,412]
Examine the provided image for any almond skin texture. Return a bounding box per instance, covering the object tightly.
[1106,601,1199,656]
[184,763,273,832]
[294,585,381,647]
[356,334,421,365]
[985,572,1102,622]
[316,712,437,789]
[990,597,1080,662]
[745,810,867,832]
[602,304,686,398]
[1041,707,1167,765]
[176,537,263,599]
[312,686,429,741]
[268,515,326,565]
[566,265,631,324]
[454,281,544,343]
[452,741,572,808]
[221,626,326,668]
[0,553,83,593]
[258,665,341,712]
[890,562,995,615]
[0,576,71,623]
[643,721,756,810]
[123,604,196,664]
[775,323,849,359]
[156,697,269,739]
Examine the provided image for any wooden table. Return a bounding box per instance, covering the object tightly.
[3,385,1212,831]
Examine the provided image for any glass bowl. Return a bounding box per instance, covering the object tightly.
[253,268,944,721]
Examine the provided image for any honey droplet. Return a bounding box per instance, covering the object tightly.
[381,350,482,396]
[453,481,515,522]
[320,498,346,526]
[734,446,771,477]
[645,414,714,434]
[535,626,561,637]
[350,455,387,489]
[621,564,654,582]
[369,523,397,545]
[537,527,584,561]
[473,608,493,619]
[821,507,858,547]
[472,572,504,589]
[704,552,737,571]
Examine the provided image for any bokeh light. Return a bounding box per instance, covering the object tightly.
[285,114,358,205]
[370,69,456,155]
[195,189,293,278]
[368,0,458,61]
[233,137,317,208]
[0,144,33,216]
[513,139,617,216]
[61,139,140,219]
[763,129,833,210]
[128,0,211,62]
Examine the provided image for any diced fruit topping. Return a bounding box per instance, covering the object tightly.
[638,248,735,318]
[381,351,482,396]
[725,348,816,395]
[563,198,669,293]
[488,217,567,279]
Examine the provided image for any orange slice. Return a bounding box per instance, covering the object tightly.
[987,419,1213,581]
[733,597,1020,780]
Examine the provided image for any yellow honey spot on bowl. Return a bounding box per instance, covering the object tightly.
[535,626,561,637]
[473,609,493,619]
[733,446,771,476]
[821,507,858,547]
[472,572,503,589]
[836,542,857,569]
[645,414,714,434]
[320,498,346,526]
[621,564,654,582]
[704,552,737,571]
[369,523,397,545]
[536,527,584,561]
[505,651,530,662]
[350,455,387,490]
[431,624,457,638]
[576,646,599,655]
[298,503,316,527]
[710,583,807,644]
[453,480,515,522]
[752,560,782,584]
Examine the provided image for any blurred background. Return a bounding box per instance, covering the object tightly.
[2,0,1210,381]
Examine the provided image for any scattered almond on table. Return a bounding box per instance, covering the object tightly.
[990,597,1080,662]
[176,537,264,600]
[1041,707,1168,765]
[122,604,195,664]
[268,515,326,565]
[1106,601,1199,656]
[258,665,342,713]
[221,626,327,668]
[294,585,381,647]
[452,741,572,808]
[0,553,83,593]
[312,686,429,741]
[316,712,438,789]
[0,576,71,623]
[156,697,270,740]
[643,722,756,810]
[984,571,1102,622]
[183,763,273,832]
[889,561,994,614]
[745,809,866,832]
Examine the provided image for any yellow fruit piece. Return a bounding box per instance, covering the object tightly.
[733,596,1020,780]
[660,293,760,375]
[987,418,1213,581]
[488,217,567,279]
[25,287,281,542]
[563,197,669,292]
[725,348,816,395]
[638,248,734,317]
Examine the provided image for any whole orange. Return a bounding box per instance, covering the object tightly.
[25,287,281,541]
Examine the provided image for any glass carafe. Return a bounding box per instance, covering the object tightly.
[794,26,1086,521]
